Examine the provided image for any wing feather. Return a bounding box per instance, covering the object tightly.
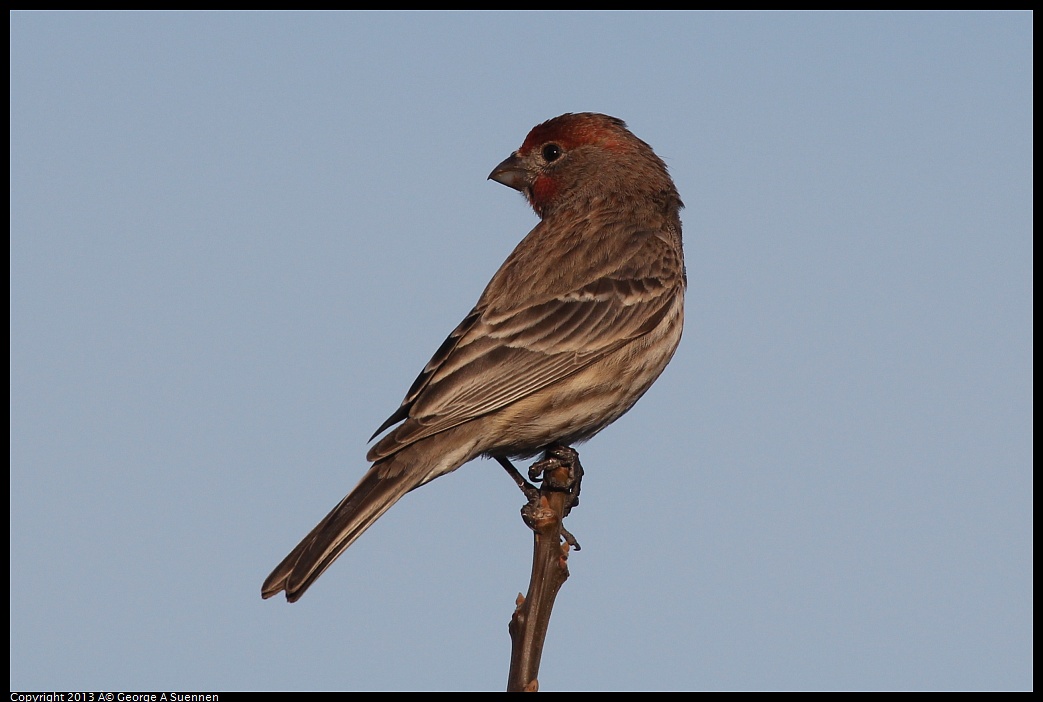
[367,223,683,460]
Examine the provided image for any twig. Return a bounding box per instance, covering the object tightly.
[501,447,582,692]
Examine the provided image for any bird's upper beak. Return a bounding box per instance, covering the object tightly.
[488,152,531,192]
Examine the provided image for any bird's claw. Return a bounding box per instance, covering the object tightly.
[529,445,583,513]
[560,524,581,551]
[499,447,584,548]
[529,445,581,487]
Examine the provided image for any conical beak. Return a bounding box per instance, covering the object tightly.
[488,153,531,192]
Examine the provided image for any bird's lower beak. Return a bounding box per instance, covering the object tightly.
[488,153,531,192]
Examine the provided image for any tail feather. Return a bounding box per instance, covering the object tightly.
[261,462,418,602]
[264,422,484,602]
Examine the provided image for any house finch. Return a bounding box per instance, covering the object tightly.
[262,112,685,602]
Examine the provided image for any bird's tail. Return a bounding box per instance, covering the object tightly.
[261,460,419,602]
[262,427,482,602]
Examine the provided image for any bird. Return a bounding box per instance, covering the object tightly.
[262,112,685,602]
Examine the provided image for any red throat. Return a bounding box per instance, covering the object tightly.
[528,175,558,215]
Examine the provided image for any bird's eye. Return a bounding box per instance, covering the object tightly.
[542,144,562,162]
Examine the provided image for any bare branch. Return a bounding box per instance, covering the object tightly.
[504,447,583,692]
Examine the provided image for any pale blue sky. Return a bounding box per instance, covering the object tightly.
[10,11,1032,691]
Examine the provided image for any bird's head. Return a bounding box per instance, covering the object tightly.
[489,112,676,219]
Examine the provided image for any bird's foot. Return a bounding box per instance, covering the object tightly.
[528,445,583,513]
[498,446,583,550]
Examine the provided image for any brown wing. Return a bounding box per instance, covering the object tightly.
[367,224,683,461]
